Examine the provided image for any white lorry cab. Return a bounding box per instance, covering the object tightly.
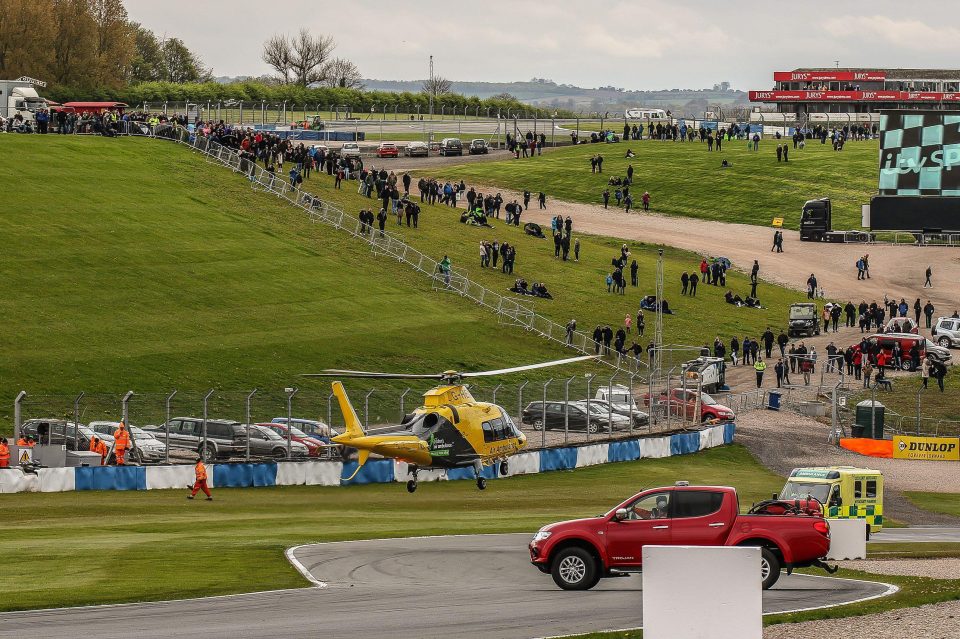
[682,356,726,394]
[0,77,48,123]
[625,108,668,121]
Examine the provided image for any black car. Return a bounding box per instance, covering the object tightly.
[468,139,489,154]
[521,402,631,434]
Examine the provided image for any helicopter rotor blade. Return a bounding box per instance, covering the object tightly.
[301,369,445,379]
[459,355,598,378]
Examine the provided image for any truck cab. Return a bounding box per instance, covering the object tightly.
[800,198,831,242]
[780,466,884,536]
[594,385,640,413]
[1,80,48,123]
[683,356,726,393]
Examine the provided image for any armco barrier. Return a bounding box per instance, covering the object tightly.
[0,423,735,493]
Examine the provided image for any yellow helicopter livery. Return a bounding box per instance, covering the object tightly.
[305,356,595,492]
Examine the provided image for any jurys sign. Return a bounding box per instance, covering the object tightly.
[893,435,960,461]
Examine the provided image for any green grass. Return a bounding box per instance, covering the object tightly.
[868,542,960,559]
[3,135,816,427]
[849,376,958,435]
[0,445,783,611]
[0,136,574,427]
[903,493,960,518]
[427,137,878,229]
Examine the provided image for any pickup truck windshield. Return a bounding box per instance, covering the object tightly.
[789,306,814,319]
[780,482,830,503]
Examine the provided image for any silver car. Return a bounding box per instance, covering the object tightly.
[88,421,167,463]
[932,316,960,348]
[245,424,309,459]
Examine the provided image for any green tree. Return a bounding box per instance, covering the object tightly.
[161,37,209,84]
[130,25,165,82]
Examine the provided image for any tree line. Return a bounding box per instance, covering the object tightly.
[0,0,208,92]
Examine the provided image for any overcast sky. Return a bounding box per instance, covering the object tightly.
[124,0,960,90]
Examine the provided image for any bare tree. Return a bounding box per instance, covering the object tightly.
[261,33,291,84]
[323,57,363,89]
[288,29,335,86]
[421,75,452,97]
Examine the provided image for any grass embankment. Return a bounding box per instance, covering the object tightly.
[3,136,812,428]
[903,493,960,518]
[0,136,573,428]
[0,445,781,611]
[850,380,958,435]
[427,137,877,229]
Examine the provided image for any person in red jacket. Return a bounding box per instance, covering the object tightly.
[188,460,212,500]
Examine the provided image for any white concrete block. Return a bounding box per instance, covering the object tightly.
[642,545,761,639]
[37,468,76,492]
[503,452,540,477]
[642,437,671,458]
[0,469,38,493]
[699,425,726,450]
[145,465,195,490]
[826,518,867,560]
[575,444,609,468]
[276,462,308,486]
[303,461,343,486]
[393,461,446,482]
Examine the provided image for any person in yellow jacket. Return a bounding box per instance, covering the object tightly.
[113,422,131,465]
[754,359,766,388]
[0,437,10,468]
[188,459,212,500]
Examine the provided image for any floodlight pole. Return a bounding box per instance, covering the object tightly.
[202,389,215,461]
[286,387,299,459]
[73,392,84,451]
[165,390,177,464]
[245,388,258,462]
[14,391,26,442]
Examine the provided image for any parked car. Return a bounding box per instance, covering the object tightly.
[438,138,463,156]
[376,142,399,158]
[932,316,960,348]
[257,423,325,456]
[522,401,630,434]
[19,419,101,452]
[852,333,952,370]
[468,139,489,154]
[88,421,167,462]
[642,389,736,423]
[529,483,833,591]
[271,417,335,441]
[245,424,309,458]
[403,141,429,157]
[340,142,361,158]
[884,317,918,334]
[588,399,649,428]
[149,418,248,461]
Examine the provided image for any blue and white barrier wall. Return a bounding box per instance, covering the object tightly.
[0,423,734,493]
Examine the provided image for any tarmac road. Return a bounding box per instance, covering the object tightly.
[0,534,894,639]
[872,527,960,543]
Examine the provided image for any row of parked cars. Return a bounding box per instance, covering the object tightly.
[18,417,338,463]
[520,386,736,433]
[336,138,491,159]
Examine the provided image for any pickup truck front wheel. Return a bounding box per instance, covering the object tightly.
[551,547,600,590]
[760,547,782,590]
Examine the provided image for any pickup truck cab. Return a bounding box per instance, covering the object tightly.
[529,483,832,591]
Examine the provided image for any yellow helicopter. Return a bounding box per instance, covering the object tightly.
[304,355,595,492]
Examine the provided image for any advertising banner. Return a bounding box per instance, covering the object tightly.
[892,435,960,461]
[879,111,960,196]
[773,71,886,82]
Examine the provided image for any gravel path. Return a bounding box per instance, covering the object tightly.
[838,558,960,580]
[764,599,960,639]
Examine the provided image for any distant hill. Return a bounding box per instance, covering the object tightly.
[362,78,750,118]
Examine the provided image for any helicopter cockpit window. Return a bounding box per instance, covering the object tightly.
[482,421,495,443]
[491,418,506,440]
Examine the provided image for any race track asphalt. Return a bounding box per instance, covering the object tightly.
[0,534,895,639]
[872,527,960,543]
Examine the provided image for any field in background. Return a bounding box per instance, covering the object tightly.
[0,446,782,611]
[429,138,877,229]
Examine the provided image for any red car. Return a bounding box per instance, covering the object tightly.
[375,143,399,158]
[529,484,833,591]
[642,389,735,422]
[257,423,325,457]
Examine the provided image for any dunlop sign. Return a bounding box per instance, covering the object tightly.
[893,436,960,461]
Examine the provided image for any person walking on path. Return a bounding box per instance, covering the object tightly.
[862,253,871,279]
[806,273,817,299]
[924,266,932,288]
[188,459,212,500]
[538,192,547,209]
[754,358,766,388]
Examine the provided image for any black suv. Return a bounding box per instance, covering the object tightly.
[154,418,248,461]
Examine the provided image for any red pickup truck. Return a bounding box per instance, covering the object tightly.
[529,483,833,591]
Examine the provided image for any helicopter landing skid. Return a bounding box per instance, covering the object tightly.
[407,466,419,493]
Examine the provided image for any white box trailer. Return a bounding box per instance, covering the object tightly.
[0,77,49,122]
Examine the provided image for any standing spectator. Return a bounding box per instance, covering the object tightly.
[862,358,873,388]
[574,238,580,262]
[641,191,650,211]
[777,330,788,357]
[914,298,922,325]
[923,300,936,328]
[681,272,689,295]
[774,359,785,388]
[630,260,639,287]
[689,272,699,296]
[566,319,576,346]
[754,358,766,388]
[730,336,740,366]
[921,356,932,389]
[624,314,632,334]
[761,327,774,359]
[602,189,610,208]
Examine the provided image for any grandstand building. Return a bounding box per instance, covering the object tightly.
[749,68,960,118]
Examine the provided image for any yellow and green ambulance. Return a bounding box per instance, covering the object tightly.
[780,466,884,537]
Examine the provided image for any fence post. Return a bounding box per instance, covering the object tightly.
[607,374,618,436]
[563,376,573,444]
[629,373,637,433]
[542,379,554,448]
[73,392,85,452]
[517,381,528,423]
[585,373,593,439]
[491,383,502,406]
[245,388,258,462]
[285,387,299,458]
[202,389,215,461]
[165,390,177,464]
[916,384,925,435]
[327,392,334,429]
[399,388,411,420]
[364,389,376,428]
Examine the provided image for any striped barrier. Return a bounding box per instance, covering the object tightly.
[0,423,735,493]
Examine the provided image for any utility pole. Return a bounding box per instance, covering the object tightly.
[428,55,435,143]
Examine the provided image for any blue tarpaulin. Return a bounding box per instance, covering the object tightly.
[213,463,277,488]
[670,432,701,456]
[341,459,395,485]
[723,422,736,444]
[446,464,499,481]
[539,447,578,472]
[75,466,147,491]
[608,439,641,463]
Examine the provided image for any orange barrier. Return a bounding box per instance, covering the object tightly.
[840,438,893,458]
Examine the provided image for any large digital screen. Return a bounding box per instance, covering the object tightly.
[879,111,960,196]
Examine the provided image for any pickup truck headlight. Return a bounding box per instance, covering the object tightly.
[532,531,552,543]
